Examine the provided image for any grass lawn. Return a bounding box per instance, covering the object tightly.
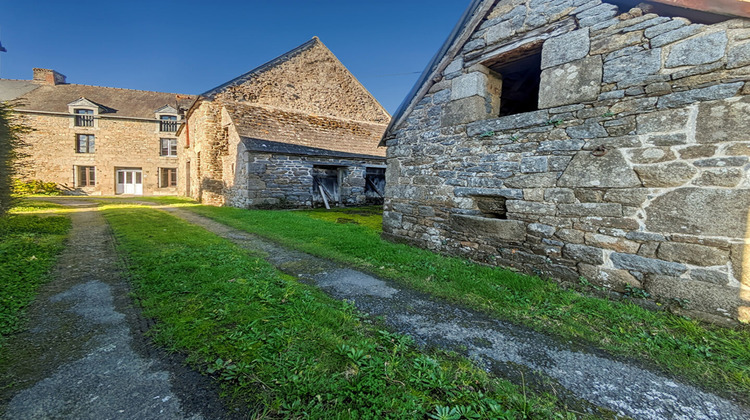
[0,200,70,344]
[102,204,584,419]
[136,199,750,403]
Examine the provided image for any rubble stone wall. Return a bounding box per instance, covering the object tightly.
[18,112,179,196]
[383,0,750,322]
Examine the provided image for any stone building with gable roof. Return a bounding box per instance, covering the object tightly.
[178,37,390,208]
[381,0,750,323]
[1,68,195,195]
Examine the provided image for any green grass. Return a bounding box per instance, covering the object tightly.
[102,205,584,419]
[175,203,750,402]
[0,201,70,342]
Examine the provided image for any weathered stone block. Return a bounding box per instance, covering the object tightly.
[634,162,697,187]
[693,157,749,167]
[647,133,687,147]
[563,243,604,265]
[690,269,730,286]
[645,275,741,317]
[453,187,523,199]
[579,264,641,291]
[658,83,744,109]
[541,28,590,69]
[442,97,488,127]
[692,168,744,187]
[558,150,641,188]
[727,41,750,69]
[645,188,750,237]
[603,48,661,84]
[590,30,644,56]
[677,145,716,159]
[451,72,488,100]
[486,21,514,45]
[696,95,750,144]
[466,110,550,135]
[657,242,729,266]
[505,173,560,188]
[540,56,603,108]
[520,156,548,173]
[636,108,691,134]
[538,139,585,152]
[558,202,622,217]
[451,214,526,242]
[649,24,703,47]
[528,222,556,237]
[724,142,750,157]
[603,189,648,206]
[586,233,640,253]
[611,253,687,276]
[565,120,608,139]
[507,200,557,216]
[644,18,688,39]
[665,31,727,68]
[628,147,677,164]
[557,228,585,244]
[545,188,576,204]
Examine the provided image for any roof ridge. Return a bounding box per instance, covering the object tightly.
[201,37,321,98]
[43,82,194,97]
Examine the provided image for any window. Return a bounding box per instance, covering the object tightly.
[489,50,542,117]
[160,115,178,132]
[76,134,95,153]
[160,168,177,187]
[74,109,94,127]
[160,138,177,157]
[77,166,96,187]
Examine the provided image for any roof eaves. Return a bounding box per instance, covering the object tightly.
[241,137,384,160]
[201,37,320,99]
[649,0,750,19]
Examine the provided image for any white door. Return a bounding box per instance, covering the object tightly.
[116,170,143,195]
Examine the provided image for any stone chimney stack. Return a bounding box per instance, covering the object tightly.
[32,68,66,85]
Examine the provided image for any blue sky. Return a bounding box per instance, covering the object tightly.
[0,0,471,114]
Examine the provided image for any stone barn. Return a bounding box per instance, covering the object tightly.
[178,37,390,208]
[381,0,750,323]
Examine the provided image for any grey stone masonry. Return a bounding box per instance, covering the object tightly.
[383,0,750,323]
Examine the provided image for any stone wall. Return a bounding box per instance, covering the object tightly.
[383,0,750,323]
[17,112,179,196]
[225,151,381,208]
[178,101,226,205]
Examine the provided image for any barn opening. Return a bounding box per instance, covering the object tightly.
[313,165,343,207]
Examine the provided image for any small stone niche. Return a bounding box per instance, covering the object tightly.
[474,195,508,219]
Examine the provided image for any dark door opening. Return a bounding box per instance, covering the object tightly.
[365,167,385,204]
[313,165,342,207]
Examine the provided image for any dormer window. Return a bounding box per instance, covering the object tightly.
[67,97,100,129]
[74,109,94,127]
[160,115,178,132]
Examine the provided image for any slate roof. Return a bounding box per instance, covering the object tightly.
[241,137,384,160]
[381,0,750,143]
[201,38,319,99]
[0,79,40,102]
[225,102,386,158]
[14,83,195,119]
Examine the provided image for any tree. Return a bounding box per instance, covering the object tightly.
[0,101,30,216]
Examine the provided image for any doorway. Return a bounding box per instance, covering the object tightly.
[116,169,143,195]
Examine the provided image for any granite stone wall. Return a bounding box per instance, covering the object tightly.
[383,0,750,322]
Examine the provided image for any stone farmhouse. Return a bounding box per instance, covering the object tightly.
[381,0,750,323]
[178,37,390,208]
[1,68,195,195]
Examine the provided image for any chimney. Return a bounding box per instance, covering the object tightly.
[32,68,67,85]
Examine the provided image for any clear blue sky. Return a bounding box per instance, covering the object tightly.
[0,0,471,114]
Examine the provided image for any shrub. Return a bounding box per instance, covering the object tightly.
[12,179,61,196]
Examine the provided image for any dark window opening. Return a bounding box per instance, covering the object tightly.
[74,109,94,127]
[160,138,177,157]
[474,196,507,220]
[490,52,542,117]
[313,165,342,206]
[364,167,385,203]
[160,115,178,132]
[160,168,177,187]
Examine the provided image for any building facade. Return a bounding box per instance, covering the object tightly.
[381,0,750,323]
[179,37,390,208]
[3,68,194,196]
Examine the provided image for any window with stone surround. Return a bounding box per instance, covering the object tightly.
[74,109,94,127]
[159,115,178,132]
[488,50,542,117]
[160,138,177,157]
[76,166,96,187]
[159,168,177,187]
[76,134,95,153]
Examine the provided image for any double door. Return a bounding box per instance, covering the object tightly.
[116,169,143,195]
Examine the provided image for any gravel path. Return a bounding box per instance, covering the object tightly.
[162,205,750,420]
[0,201,230,420]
